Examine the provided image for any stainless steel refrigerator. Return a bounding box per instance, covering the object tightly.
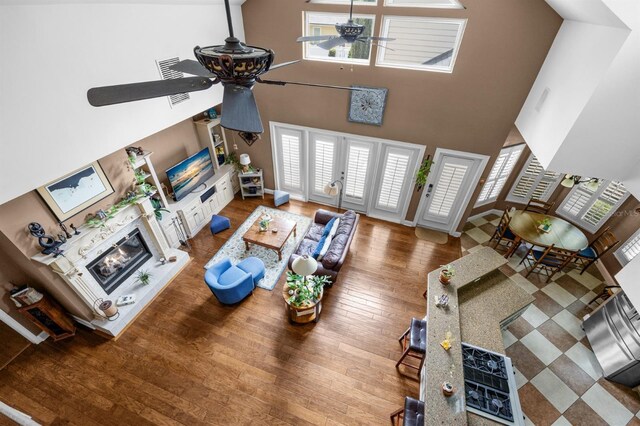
[584,290,640,387]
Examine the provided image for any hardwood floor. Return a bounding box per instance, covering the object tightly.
[0,322,30,371]
[0,196,461,425]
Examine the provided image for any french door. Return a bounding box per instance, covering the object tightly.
[271,122,424,223]
[368,144,422,222]
[416,149,488,233]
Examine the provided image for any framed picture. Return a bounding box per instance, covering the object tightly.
[37,161,114,221]
[348,86,388,126]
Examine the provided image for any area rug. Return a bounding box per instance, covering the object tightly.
[204,206,313,291]
[415,227,449,244]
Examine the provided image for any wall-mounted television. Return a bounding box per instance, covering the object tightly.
[166,147,215,201]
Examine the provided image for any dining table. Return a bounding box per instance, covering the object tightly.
[505,210,589,257]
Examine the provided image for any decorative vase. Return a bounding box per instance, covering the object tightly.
[439,271,451,285]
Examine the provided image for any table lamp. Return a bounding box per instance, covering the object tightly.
[292,255,318,277]
[239,153,251,173]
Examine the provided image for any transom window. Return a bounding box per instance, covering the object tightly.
[557,180,629,234]
[505,154,562,204]
[616,228,640,266]
[303,12,375,65]
[384,0,463,8]
[375,16,466,73]
[475,145,524,206]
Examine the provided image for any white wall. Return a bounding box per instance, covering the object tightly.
[515,0,640,195]
[0,1,245,205]
[515,19,630,170]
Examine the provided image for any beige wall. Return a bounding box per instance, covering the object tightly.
[0,119,202,320]
[240,0,562,225]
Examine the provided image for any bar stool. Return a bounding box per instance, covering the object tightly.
[390,396,425,426]
[396,318,427,375]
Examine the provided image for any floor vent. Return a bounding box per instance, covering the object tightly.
[156,57,190,107]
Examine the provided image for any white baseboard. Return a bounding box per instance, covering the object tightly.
[72,315,96,329]
[0,401,39,426]
[450,231,462,237]
[264,188,274,195]
[0,310,44,345]
[467,209,502,223]
[402,220,415,227]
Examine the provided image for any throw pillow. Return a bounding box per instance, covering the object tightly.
[317,234,333,260]
[322,217,336,238]
[313,235,328,259]
[328,218,340,239]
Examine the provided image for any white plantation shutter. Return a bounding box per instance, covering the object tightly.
[313,138,335,194]
[274,127,304,195]
[377,152,410,210]
[617,230,640,265]
[428,163,468,216]
[559,180,629,233]
[507,154,561,203]
[345,144,370,200]
[476,145,523,205]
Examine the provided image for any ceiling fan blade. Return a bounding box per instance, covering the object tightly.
[267,60,301,72]
[257,78,361,92]
[87,77,213,107]
[366,37,396,42]
[357,38,396,51]
[296,35,336,42]
[221,85,263,133]
[318,37,347,50]
[169,59,215,78]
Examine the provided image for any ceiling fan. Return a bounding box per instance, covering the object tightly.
[87,0,359,138]
[297,0,394,51]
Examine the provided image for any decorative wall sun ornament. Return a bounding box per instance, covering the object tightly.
[348,86,388,126]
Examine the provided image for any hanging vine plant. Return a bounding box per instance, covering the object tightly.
[416,156,433,191]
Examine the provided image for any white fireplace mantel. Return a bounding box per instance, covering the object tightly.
[31,197,190,338]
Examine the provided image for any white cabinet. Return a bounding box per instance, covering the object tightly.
[171,166,236,239]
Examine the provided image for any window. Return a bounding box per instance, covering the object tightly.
[344,143,371,200]
[475,145,524,206]
[506,154,562,204]
[273,127,305,195]
[616,229,640,266]
[310,135,337,196]
[558,180,629,233]
[428,161,468,217]
[303,12,375,64]
[384,0,463,8]
[375,16,466,73]
[377,150,410,210]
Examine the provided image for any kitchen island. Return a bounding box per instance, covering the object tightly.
[420,247,534,425]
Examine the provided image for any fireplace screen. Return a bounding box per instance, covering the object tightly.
[86,229,152,295]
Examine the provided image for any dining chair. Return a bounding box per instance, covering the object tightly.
[573,227,619,275]
[489,208,520,256]
[520,244,577,283]
[524,198,555,214]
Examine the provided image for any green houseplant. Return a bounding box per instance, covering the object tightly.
[439,264,455,285]
[150,197,170,221]
[415,157,433,191]
[285,272,331,308]
[136,270,152,286]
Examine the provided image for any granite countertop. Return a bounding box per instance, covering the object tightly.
[422,247,534,426]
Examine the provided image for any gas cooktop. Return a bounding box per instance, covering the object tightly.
[461,343,525,425]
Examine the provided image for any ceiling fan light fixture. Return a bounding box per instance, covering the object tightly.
[561,174,577,188]
[239,132,261,146]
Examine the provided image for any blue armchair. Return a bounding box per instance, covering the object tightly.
[204,257,255,304]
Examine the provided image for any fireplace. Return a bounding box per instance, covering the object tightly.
[86,229,152,295]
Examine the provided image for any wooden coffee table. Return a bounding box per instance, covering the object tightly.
[242,216,297,260]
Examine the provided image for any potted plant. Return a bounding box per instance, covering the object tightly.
[439,264,455,285]
[134,169,147,185]
[283,271,331,324]
[150,197,170,221]
[538,217,552,232]
[136,270,152,286]
[258,217,271,232]
[415,157,434,191]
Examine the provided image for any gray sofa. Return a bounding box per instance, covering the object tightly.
[288,209,359,284]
